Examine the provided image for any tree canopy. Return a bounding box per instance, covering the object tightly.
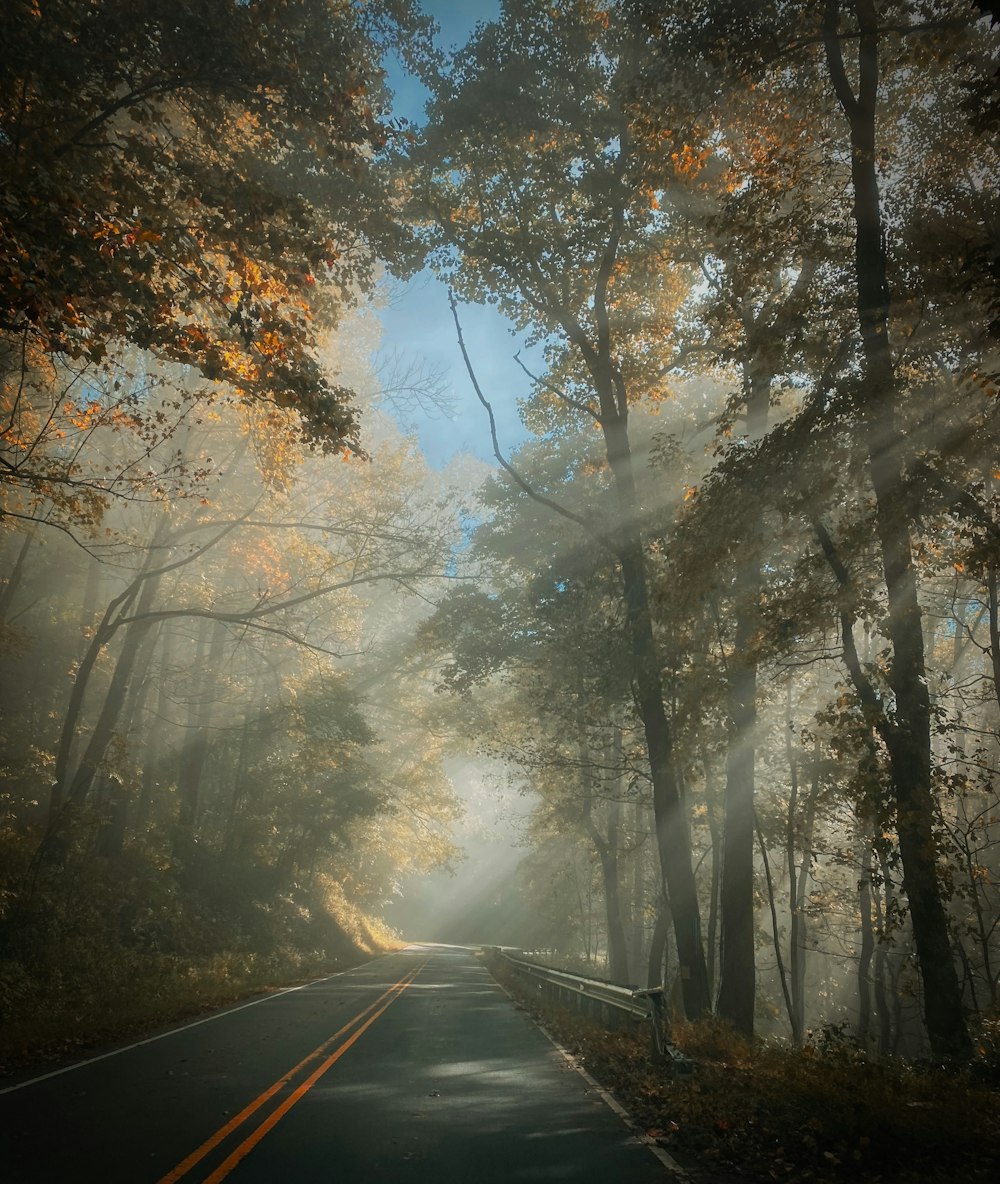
[2,0,428,460]
[3,0,1000,1101]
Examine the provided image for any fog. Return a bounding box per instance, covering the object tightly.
[2,0,998,1070]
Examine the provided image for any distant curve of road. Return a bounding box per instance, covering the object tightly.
[1,944,672,1182]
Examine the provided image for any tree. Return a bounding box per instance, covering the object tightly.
[636,0,995,1059]
[818,0,974,1060]
[1,0,428,485]
[37,364,459,860]
[409,0,712,1017]
[632,14,847,1035]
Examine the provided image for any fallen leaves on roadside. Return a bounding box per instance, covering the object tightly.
[487,960,1000,1184]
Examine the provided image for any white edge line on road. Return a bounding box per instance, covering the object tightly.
[488,970,690,1181]
[0,954,389,1096]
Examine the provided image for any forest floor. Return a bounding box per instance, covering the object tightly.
[0,937,402,1079]
[0,942,400,1078]
[0,868,403,1076]
[487,959,1000,1184]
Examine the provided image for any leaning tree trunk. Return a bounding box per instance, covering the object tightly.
[0,527,35,620]
[541,165,712,1015]
[458,130,712,1013]
[600,407,711,1017]
[48,516,172,829]
[45,553,163,857]
[63,573,161,809]
[757,815,796,1041]
[824,0,971,1059]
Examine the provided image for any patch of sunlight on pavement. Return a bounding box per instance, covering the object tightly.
[425,1058,531,1079]
[522,1128,591,1139]
[394,982,456,990]
[310,1062,588,1124]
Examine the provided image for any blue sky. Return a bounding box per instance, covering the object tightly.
[378,0,538,469]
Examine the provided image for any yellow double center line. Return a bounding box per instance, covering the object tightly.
[157,960,425,1184]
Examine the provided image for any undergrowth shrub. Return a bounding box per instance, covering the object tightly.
[489,958,1000,1184]
[0,828,396,1066]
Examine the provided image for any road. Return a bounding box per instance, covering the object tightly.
[1,944,670,1182]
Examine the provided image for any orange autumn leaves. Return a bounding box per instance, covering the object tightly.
[1,0,418,468]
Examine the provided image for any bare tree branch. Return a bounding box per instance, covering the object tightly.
[448,290,608,543]
[512,351,602,424]
[813,518,895,749]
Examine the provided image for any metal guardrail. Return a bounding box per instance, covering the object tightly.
[483,948,694,1073]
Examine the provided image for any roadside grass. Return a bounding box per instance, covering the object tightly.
[1,948,348,1065]
[0,847,401,1073]
[489,962,1000,1183]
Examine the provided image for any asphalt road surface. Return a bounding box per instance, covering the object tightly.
[1,944,671,1182]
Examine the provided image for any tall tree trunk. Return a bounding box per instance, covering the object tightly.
[647,895,671,989]
[94,618,160,859]
[756,815,795,1041]
[597,840,631,983]
[225,712,252,856]
[601,412,710,1016]
[717,371,768,1036]
[630,797,646,981]
[824,0,971,1059]
[580,856,594,964]
[703,753,722,997]
[858,837,876,1046]
[716,624,758,1034]
[174,619,226,850]
[787,737,819,1046]
[452,131,710,1011]
[582,728,631,983]
[785,745,805,1045]
[556,211,710,1010]
[873,844,895,1055]
[139,625,174,824]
